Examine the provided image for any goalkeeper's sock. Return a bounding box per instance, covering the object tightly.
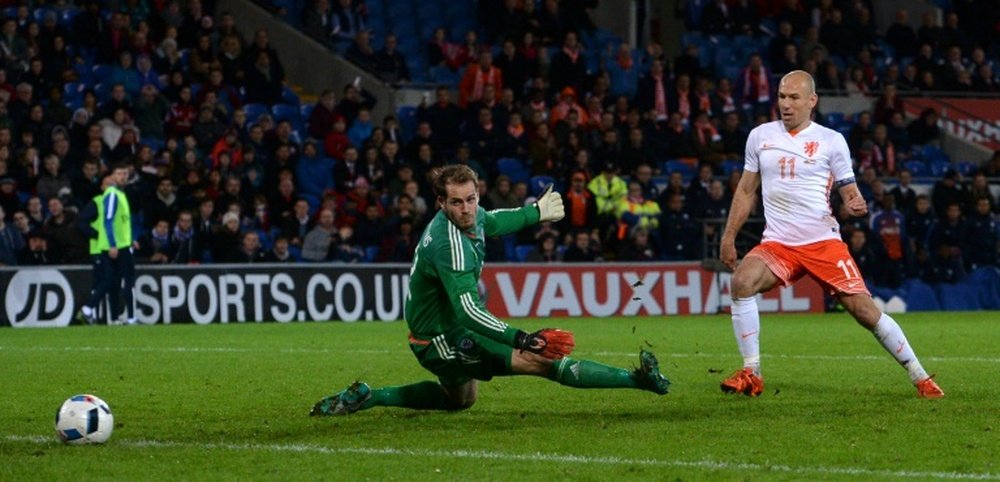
[871,313,928,383]
[363,381,452,410]
[547,357,638,389]
[731,296,761,375]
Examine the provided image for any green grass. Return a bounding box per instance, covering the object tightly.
[1,313,998,481]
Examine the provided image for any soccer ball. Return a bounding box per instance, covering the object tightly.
[55,394,114,444]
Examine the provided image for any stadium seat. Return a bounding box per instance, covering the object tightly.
[295,156,335,197]
[280,86,300,106]
[299,193,320,212]
[64,82,86,99]
[722,160,744,176]
[921,145,949,163]
[91,64,112,80]
[681,32,704,48]
[529,175,555,197]
[497,158,530,185]
[936,282,982,311]
[60,7,81,26]
[514,245,534,262]
[397,105,418,142]
[243,103,269,123]
[824,112,845,128]
[663,159,694,177]
[73,63,94,83]
[954,161,978,175]
[257,229,274,251]
[502,234,516,262]
[429,65,459,84]
[903,160,930,177]
[364,246,380,262]
[300,103,315,120]
[33,7,53,23]
[140,137,164,152]
[271,103,302,123]
[929,160,952,177]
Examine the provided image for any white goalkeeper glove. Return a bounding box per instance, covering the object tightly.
[535,184,565,222]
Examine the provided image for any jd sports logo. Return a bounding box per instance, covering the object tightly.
[4,270,74,327]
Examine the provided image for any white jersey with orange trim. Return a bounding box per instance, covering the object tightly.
[743,120,855,246]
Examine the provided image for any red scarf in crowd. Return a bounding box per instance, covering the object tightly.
[676,87,691,120]
[654,74,667,120]
[694,120,721,145]
[742,67,770,103]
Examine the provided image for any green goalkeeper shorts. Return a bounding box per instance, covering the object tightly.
[408,326,513,387]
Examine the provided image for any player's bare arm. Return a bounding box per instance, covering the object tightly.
[720,170,761,270]
[837,180,868,217]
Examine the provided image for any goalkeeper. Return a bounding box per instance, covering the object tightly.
[311,165,670,416]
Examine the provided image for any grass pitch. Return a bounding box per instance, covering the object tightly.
[1,312,997,481]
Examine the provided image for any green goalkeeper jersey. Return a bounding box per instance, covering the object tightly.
[404,205,540,346]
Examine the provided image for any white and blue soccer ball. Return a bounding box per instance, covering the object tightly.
[55,394,114,444]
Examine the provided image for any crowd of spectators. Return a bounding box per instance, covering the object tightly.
[0,0,998,290]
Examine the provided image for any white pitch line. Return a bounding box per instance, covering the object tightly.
[3,434,997,480]
[1,345,997,364]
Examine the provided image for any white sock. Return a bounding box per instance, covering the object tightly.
[81,306,93,317]
[872,313,928,383]
[731,297,761,375]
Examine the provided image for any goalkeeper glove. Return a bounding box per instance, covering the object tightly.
[514,328,575,359]
[534,184,565,222]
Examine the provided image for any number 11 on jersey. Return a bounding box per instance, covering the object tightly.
[837,258,860,279]
[778,156,796,179]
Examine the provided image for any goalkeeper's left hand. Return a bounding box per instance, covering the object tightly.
[514,328,575,359]
[535,184,565,223]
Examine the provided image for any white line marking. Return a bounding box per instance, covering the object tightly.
[0,345,996,364]
[3,435,996,480]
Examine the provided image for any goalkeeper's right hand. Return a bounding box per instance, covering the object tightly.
[535,184,565,223]
[514,328,575,359]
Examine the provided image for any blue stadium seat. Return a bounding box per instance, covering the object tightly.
[720,64,741,82]
[299,193,320,213]
[397,105,418,142]
[929,160,952,177]
[64,82,86,99]
[33,7,53,24]
[60,7,81,26]
[921,145,949,163]
[140,137,164,152]
[529,175,555,197]
[364,246,380,262]
[280,86,300,106]
[257,229,274,251]
[300,103,315,120]
[514,245,534,262]
[271,103,302,123]
[243,103,269,123]
[502,234,516,262]
[681,32,704,48]
[429,65,459,84]
[713,46,735,67]
[722,160,744,176]
[91,64,112,80]
[955,161,978,176]
[824,112,845,128]
[663,159,694,177]
[74,63,94,83]
[497,158,530,185]
[903,160,930,177]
